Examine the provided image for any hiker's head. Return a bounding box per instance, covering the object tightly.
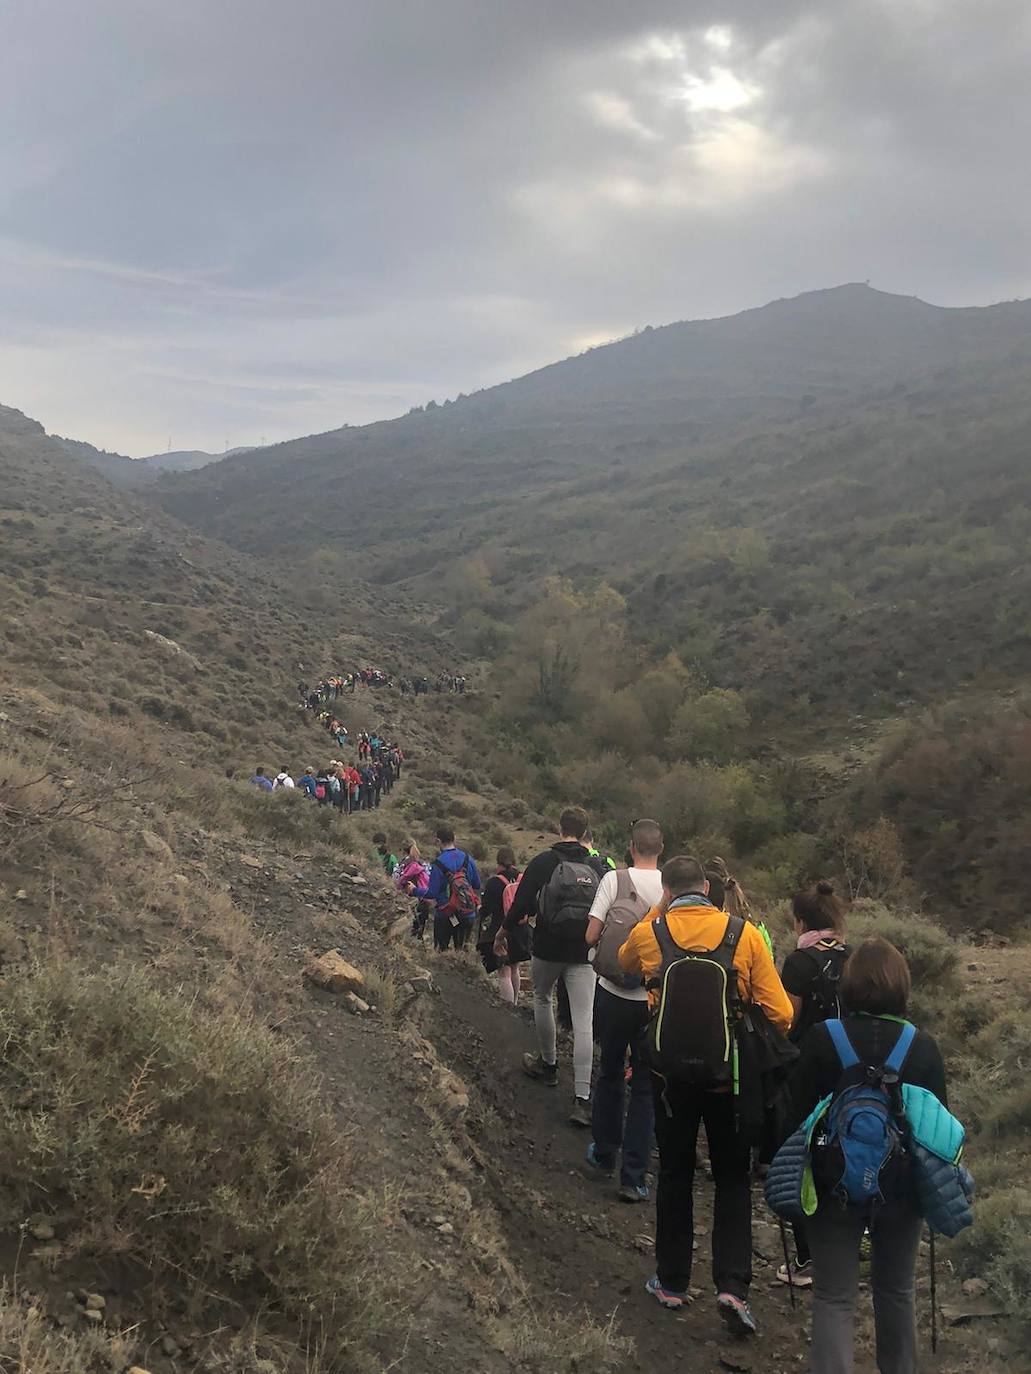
[841,937,910,1016]
[497,845,516,869]
[661,855,708,902]
[435,824,456,847]
[705,857,751,921]
[404,839,421,861]
[372,832,387,850]
[559,806,589,841]
[255,766,265,777]
[792,879,847,935]
[629,818,663,862]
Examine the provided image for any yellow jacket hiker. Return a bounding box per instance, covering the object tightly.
[618,856,794,1333]
[619,897,793,1031]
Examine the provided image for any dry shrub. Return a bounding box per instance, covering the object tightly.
[954,1187,1031,1312]
[845,900,959,987]
[0,959,389,1367]
[492,1305,633,1372]
[0,1287,135,1373]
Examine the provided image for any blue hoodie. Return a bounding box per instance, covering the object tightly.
[422,847,482,915]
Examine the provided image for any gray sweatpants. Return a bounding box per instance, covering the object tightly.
[807,1197,923,1374]
[531,957,596,1099]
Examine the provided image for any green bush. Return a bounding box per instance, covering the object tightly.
[845,901,960,987]
[0,960,385,1362]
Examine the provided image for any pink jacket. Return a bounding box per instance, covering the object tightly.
[395,858,429,893]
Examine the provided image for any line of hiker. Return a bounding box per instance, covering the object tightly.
[378,806,971,1369]
[298,666,468,707]
[297,668,392,704]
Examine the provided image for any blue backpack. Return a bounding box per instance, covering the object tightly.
[814,1020,916,1209]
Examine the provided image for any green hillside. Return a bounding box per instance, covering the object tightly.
[152,286,1031,929]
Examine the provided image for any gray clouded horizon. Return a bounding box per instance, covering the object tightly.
[2,0,1029,455]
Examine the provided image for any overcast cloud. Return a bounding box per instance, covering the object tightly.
[2,0,1029,454]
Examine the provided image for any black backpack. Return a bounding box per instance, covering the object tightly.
[648,913,744,1087]
[538,859,601,941]
[792,939,850,1041]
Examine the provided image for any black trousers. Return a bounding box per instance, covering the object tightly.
[652,1077,753,1299]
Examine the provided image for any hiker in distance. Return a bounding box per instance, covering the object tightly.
[413,825,482,953]
[619,854,793,1337]
[502,806,608,1127]
[582,817,665,1202]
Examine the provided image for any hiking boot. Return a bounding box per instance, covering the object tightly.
[569,1097,592,1128]
[645,1275,687,1310]
[619,1182,650,1204]
[717,1292,758,1337]
[581,1142,614,1181]
[776,1258,813,1289]
[522,1053,557,1086]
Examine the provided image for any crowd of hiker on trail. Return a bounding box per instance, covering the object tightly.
[378,806,971,1373]
[295,668,467,706]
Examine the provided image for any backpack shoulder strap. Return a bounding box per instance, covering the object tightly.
[652,913,680,963]
[826,1019,860,1070]
[884,1022,918,1073]
[614,869,633,902]
[722,914,745,953]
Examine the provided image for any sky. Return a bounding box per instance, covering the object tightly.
[2,0,1030,456]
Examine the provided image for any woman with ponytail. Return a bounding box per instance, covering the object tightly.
[705,857,774,957]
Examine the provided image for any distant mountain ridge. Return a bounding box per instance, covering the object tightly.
[149,282,1031,751]
[52,434,254,486]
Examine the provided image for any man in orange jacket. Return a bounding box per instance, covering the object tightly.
[619,854,792,1337]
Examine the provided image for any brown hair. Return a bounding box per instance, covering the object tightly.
[630,819,664,859]
[497,845,516,868]
[706,857,752,922]
[792,879,847,935]
[840,937,911,1016]
[559,806,589,840]
[661,855,707,899]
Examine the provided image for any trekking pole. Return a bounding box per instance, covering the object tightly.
[778,1219,796,1309]
[929,1228,938,1354]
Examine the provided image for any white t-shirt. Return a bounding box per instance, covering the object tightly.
[588,867,663,1002]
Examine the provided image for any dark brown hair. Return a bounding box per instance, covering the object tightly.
[630,818,664,859]
[559,806,589,840]
[792,878,847,935]
[497,845,516,868]
[435,824,455,846]
[840,937,911,1016]
[661,855,707,899]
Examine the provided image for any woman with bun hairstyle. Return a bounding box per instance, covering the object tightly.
[788,938,949,1374]
[776,880,852,1287]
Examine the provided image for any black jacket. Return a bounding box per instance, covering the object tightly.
[503,841,607,963]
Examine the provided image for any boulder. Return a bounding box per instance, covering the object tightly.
[239,855,264,869]
[143,630,202,672]
[304,950,366,995]
[141,830,172,861]
[434,1066,470,1124]
[340,872,368,886]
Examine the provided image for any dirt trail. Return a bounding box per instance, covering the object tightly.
[423,955,980,1374]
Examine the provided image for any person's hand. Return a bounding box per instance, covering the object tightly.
[493,931,508,957]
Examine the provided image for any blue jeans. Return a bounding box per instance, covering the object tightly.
[591,985,653,1188]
